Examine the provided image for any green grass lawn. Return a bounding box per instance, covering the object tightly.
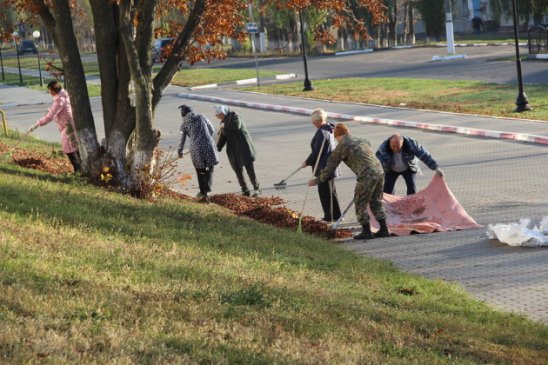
[426,33,527,45]
[1,62,277,95]
[171,67,280,87]
[244,77,548,121]
[0,134,547,364]
[0,72,101,98]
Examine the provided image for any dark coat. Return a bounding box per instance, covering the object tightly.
[305,123,339,178]
[178,112,219,169]
[375,135,439,173]
[217,111,256,170]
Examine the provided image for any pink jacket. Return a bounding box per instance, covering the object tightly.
[36,89,78,153]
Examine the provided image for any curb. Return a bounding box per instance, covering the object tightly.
[431,54,467,61]
[435,42,527,47]
[176,92,548,146]
[0,101,50,109]
[188,73,297,90]
[334,49,373,56]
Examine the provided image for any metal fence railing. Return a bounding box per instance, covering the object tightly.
[528,25,548,55]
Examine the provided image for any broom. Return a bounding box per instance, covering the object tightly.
[297,136,327,233]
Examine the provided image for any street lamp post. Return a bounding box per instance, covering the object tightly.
[510,0,531,112]
[0,44,5,81]
[33,30,43,87]
[12,32,23,85]
[299,10,313,91]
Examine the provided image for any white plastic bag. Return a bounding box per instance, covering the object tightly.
[487,217,548,247]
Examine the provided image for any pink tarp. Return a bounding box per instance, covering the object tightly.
[370,175,482,236]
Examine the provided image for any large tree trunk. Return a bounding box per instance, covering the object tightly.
[388,0,398,47]
[408,2,415,45]
[118,0,159,193]
[33,0,101,176]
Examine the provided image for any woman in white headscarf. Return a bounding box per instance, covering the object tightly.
[214,105,260,197]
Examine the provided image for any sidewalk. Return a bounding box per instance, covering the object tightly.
[174,88,548,324]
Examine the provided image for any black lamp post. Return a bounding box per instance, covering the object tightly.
[299,10,313,91]
[12,33,23,85]
[510,0,531,112]
[0,45,5,81]
[33,30,43,87]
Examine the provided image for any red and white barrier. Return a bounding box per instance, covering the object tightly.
[177,92,548,146]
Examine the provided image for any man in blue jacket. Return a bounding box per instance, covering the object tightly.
[376,134,443,195]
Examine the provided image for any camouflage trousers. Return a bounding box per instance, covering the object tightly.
[354,172,387,225]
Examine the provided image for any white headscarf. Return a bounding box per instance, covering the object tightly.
[214,105,230,116]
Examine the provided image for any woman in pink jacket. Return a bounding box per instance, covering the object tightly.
[27,80,81,172]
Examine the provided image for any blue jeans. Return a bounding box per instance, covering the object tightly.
[383,168,416,195]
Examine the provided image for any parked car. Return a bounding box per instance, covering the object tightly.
[17,40,37,55]
[152,38,174,63]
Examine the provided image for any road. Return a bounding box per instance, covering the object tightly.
[192,45,548,85]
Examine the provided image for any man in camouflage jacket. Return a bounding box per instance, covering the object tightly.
[309,123,390,240]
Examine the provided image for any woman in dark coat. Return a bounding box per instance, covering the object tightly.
[177,105,219,202]
[302,108,341,222]
[215,105,261,197]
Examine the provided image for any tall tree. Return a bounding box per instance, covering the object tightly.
[416,0,444,40]
[1,0,385,194]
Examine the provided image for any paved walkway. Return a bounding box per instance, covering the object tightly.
[176,89,548,324]
[1,84,547,324]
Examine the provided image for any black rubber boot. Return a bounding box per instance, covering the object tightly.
[354,224,372,240]
[373,219,390,238]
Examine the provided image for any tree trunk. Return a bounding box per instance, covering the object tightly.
[118,0,159,193]
[388,0,398,47]
[35,0,101,176]
[152,0,206,110]
[408,2,415,45]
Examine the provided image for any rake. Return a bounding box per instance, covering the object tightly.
[2,129,32,159]
[331,198,355,231]
[297,136,327,233]
[273,166,303,190]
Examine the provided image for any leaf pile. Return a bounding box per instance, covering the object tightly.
[209,193,353,240]
[0,142,352,239]
[0,143,73,175]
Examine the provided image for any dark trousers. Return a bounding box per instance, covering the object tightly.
[67,152,81,173]
[235,163,259,192]
[317,179,341,221]
[383,168,417,195]
[196,166,214,195]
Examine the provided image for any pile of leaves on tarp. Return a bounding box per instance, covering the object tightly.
[0,143,73,175]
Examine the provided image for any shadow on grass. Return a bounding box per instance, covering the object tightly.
[0,167,368,275]
[0,164,77,185]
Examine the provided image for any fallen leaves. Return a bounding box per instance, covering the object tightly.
[208,193,353,240]
[0,143,73,174]
[0,141,352,240]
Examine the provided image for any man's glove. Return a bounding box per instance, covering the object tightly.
[177,148,184,158]
[435,168,444,177]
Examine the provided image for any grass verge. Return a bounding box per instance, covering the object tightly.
[244,77,548,121]
[171,67,280,87]
[0,72,101,98]
[0,134,547,365]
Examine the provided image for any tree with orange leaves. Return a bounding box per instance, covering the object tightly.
[0,0,385,194]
